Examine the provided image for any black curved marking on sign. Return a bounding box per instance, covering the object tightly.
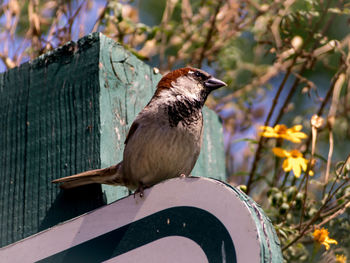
[37,206,237,263]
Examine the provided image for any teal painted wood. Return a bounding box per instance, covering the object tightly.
[193,107,226,181]
[0,32,226,246]
[0,34,105,247]
[228,185,283,262]
[0,63,29,247]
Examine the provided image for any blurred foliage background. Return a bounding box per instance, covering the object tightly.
[1,0,350,261]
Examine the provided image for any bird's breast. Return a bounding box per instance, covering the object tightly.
[122,109,203,188]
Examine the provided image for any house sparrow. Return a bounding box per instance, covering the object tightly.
[52,67,226,193]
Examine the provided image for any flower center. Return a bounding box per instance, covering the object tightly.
[275,124,287,134]
[290,149,301,158]
[314,229,328,242]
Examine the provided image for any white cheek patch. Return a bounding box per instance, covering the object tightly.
[157,76,202,103]
[171,76,201,101]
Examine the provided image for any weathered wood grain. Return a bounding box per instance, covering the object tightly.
[0,35,104,247]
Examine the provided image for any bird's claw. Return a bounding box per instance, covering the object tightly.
[134,185,144,198]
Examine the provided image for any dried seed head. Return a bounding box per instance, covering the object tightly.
[311,114,324,129]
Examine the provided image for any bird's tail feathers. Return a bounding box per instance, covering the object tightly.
[52,162,123,189]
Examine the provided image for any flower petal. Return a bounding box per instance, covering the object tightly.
[282,134,303,143]
[335,254,347,263]
[291,125,303,131]
[325,237,338,245]
[282,159,292,172]
[260,131,276,138]
[272,147,287,157]
[322,241,330,250]
[292,158,302,178]
[313,228,337,250]
[259,126,273,131]
[293,132,308,139]
[259,126,275,136]
[299,157,308,171]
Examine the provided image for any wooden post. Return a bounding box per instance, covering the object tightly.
[0,33,226,247]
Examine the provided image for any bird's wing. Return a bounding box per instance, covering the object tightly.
[124,122,139,145]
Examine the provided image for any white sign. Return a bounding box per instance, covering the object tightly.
[0,177,282,262]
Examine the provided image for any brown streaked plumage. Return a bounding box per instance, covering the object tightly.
[52,67,227,192]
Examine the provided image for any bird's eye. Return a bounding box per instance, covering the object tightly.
[194,71,202,78]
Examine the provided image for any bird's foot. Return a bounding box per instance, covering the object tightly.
[134,184,144,198]
[180,173,191,178]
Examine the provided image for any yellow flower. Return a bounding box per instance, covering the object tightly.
[313,228,338,250]
[336,254,347,263]
[272,148,313,178]
[260,124,307,143]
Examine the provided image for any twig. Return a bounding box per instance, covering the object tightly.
[319,194,350,219]
[196,0,224,67]
[280,171,290,189]
[159,0,178,69]
[91,1,109,32]
[322,75,345,198]
[246,0,333,193]
[297,115,323,230]
[246,54,299,194]
[280,172,307,224]
[272,139,282,187]
[298,196,350,233]
[67,1,85,36]
[274,0,339,126]
[313,201,350,231]
[283,174,350,251]
[303,67,347,157]
[270,0,296,50]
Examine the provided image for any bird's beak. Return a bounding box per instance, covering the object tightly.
[204,77,227,90]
